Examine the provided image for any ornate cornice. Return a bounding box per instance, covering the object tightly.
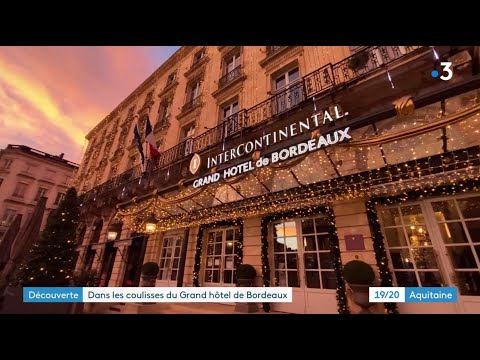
[184,56,209,79]
[110,149,125,162]
[259,46,303,70]
[211,74,246,99]
[16,172,36,181]
[176,98,204,121]
[158,80,179,99]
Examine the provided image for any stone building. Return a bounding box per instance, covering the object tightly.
[75,46,480,313]
[0,144,79,240]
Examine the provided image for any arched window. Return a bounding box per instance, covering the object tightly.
[77,224,87,246]
[90,218,103,244]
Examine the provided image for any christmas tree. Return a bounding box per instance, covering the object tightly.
[17,187,80,287]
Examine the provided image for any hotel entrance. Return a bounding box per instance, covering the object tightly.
[269,215,338,314]
[377,194,480,314]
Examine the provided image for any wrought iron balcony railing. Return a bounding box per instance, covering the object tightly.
[304,45,422,98]
[79,46,428,203]
[219,65,243,89]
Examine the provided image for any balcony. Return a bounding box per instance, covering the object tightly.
[304,46,423,98]
[154,115,170,132]
[179,95,203,117]
[219,65,243,89]
[79,45,433,205]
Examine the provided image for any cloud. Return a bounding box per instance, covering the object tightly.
[0,46,179,163]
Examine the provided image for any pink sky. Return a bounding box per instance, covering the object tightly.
[0,46,179,163]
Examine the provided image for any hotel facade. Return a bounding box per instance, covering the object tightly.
[74,46,480,314]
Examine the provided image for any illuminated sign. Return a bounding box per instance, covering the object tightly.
[191,105,351,189]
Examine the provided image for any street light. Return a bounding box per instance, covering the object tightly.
[144,213,158,234]
[107,221,122,241]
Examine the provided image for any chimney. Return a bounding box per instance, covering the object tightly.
[59,153,64,159]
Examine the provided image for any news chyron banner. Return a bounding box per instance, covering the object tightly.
[23,286,459,304]
[23,287,293,303]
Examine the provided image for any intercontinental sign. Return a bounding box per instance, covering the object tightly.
[191,105,352,189]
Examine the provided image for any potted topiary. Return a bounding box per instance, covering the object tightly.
[141,262,159,287]
[236,264,256,286]
[347,51,370,71]
[235,264,258,313]
[343,260,376,314]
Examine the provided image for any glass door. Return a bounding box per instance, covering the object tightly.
[271,216,338,314]
[203,227,241,285]
[158,235,183,286]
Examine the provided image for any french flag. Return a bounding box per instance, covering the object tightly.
[145,114,161,162]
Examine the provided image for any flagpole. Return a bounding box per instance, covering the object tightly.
[144,107,150,173]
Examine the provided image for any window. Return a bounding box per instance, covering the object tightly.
[221,100,240,136]
[63,175,70,184]
[187,80,201,103]
[378,204,443,288]
[1,159,13,169]
[158,236,182,281]
[157,101,171,126]
[144,90,154,104]
[181,123,196,141]
[0,230,5,241]
[272,217,335,289]
[273,66,303,113]
[222,101,239,120]
[127,106,135,119]
[35,187,48,201]
[274,67,300,92]
[225,52,241,74]
[0,178,3,188]
[156,139,163,150]
[193,48,205,65]
[166,71,177,86]
[181,123,196,156]
[204,227,241,284]
[1,208,17,226]
[12,183,28,198]
[45,169,56,180]
[54,192,65,205]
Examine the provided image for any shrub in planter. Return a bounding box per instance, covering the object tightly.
[235,264,258,313]
[141,262,159,287]
[347,51,370,71]
[343,260,375,285]
[236,264,256,286]
[343,260,376,313]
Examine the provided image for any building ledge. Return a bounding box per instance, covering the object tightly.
[16,172,36,181]
[158,81,179,98]
[212,73,247,98]
[38,178,56,186]
[184,56,209,79]
[259,46,296,68]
